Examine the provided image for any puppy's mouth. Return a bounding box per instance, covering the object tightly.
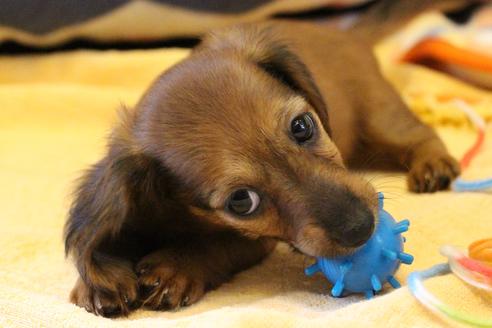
[290,222,374,259]
[290,240,360,259]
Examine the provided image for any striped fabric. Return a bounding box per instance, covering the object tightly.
[0,0,367,46]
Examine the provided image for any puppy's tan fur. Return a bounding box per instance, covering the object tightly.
[65,0,469,317]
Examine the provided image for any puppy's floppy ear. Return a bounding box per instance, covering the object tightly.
[200,25,332,136]
[64,108,172,300]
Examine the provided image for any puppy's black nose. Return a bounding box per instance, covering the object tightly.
[305,181,376,249]
[332,208,375,248]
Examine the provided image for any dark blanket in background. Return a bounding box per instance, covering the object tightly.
[0,0,367,47]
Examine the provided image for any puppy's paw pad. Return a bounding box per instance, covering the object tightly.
[136,256,205,310]
[408,155,460,193]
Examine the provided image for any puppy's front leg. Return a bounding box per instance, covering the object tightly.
[354,67,460,192]
[136,233,275,310]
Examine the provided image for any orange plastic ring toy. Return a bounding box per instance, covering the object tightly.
[469,238,492,267]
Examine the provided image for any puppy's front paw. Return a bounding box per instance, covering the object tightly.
[136,251,207,311]
[70,277,139,317]
[407,154,460,193]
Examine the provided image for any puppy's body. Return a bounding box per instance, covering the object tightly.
[65,1,465,317]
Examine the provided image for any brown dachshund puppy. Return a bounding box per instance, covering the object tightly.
[65,0,467,317]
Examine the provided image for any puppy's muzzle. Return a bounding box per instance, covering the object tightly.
[307,182,375,249]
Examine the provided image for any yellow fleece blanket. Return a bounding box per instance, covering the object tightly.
[1,33,492,328]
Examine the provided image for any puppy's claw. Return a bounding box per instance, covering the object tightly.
[94,295,102,311]
[181,296,190,307]
[92,293,124,317]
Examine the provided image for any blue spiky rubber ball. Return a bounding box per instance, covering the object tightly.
[305,192,414,299]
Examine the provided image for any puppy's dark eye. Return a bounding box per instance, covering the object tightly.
[291,113,314,143]
[227,189,260,216]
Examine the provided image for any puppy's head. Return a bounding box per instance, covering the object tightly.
[134,25,377,258]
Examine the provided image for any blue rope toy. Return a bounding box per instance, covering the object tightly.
[305,192,414,298]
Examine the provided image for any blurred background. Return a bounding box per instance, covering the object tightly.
[1,0,491,100]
